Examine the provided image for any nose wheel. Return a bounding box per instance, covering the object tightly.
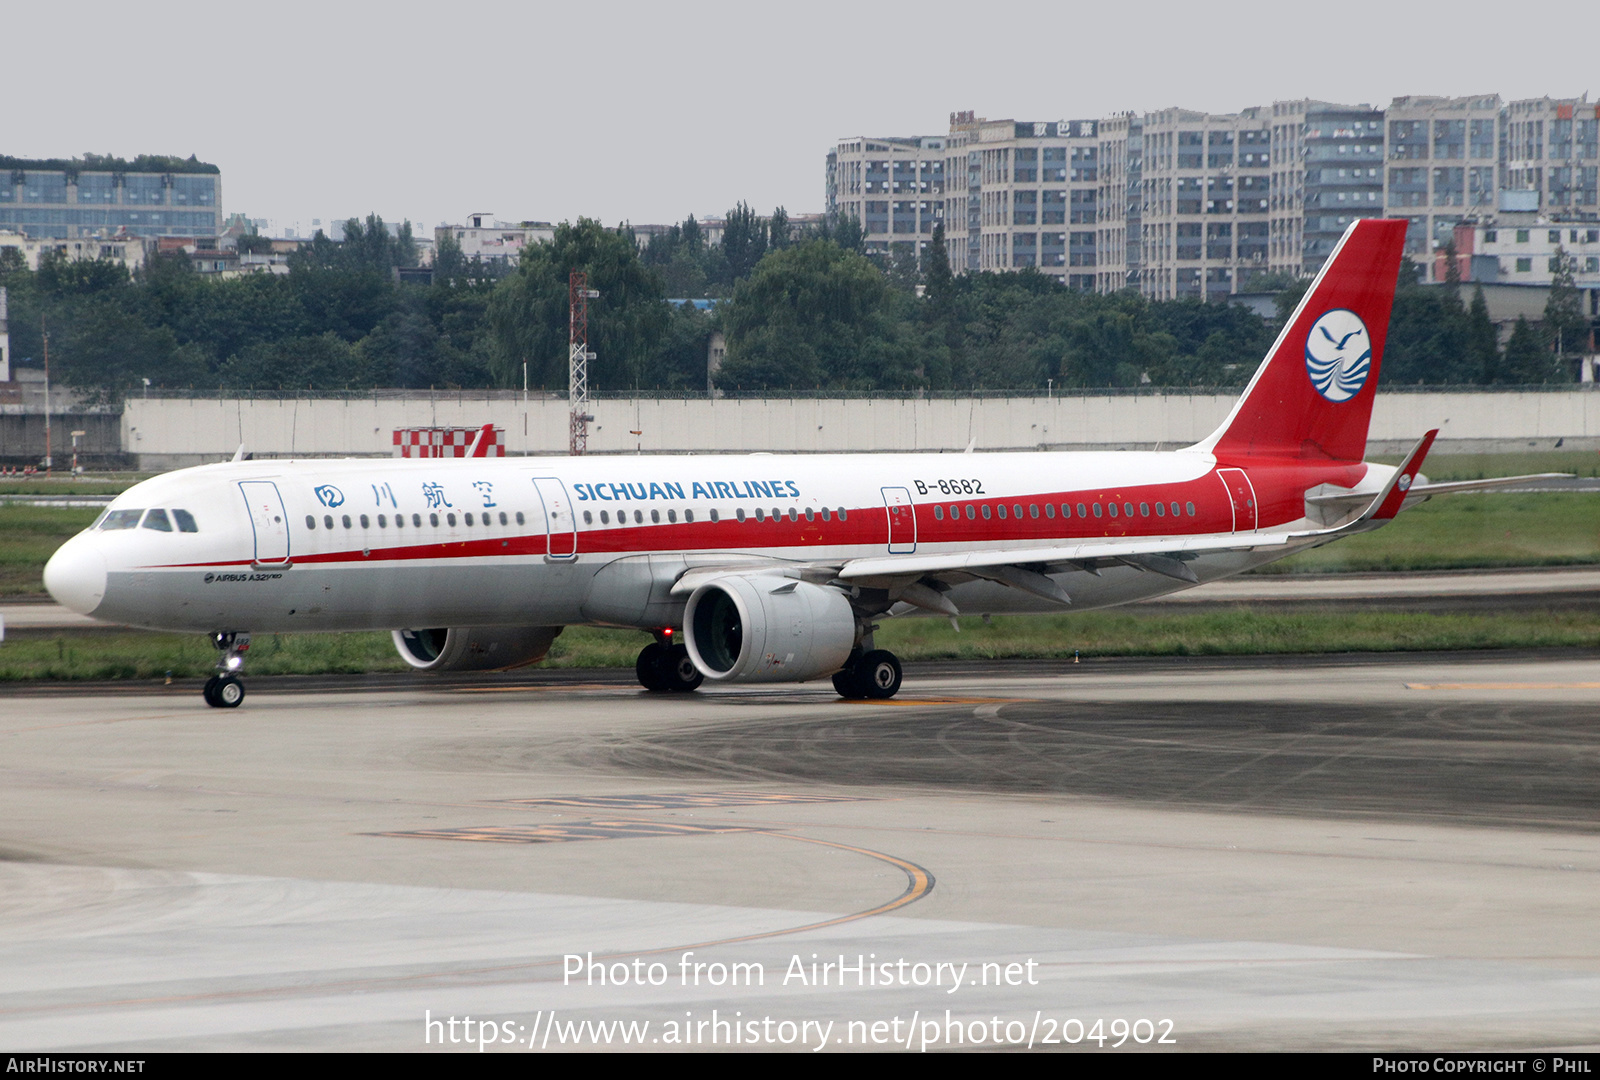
[204,632,250,708]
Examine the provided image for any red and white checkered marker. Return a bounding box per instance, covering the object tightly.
[392,424,505,458]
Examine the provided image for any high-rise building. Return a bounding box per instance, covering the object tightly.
[1094,113,1141,293]
[1270,99,1387,275]
[1381,95,1503,260]
[1132,106,1273,299]
[936,114,1101,287]
[1502,95,1600,217]
[825,135,947,264]
[0,155,222,240]
[830,90,1600,296]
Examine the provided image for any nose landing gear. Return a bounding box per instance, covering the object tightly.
[203,632,250,708]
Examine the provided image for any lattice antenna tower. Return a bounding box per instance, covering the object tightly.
[568,271,598,455]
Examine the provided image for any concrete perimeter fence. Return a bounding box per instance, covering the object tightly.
[89,387,1600,470]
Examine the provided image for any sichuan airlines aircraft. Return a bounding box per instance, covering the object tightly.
[41,219,1552,707]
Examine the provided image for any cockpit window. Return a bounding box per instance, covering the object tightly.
[142,509,173,532]
[100,509,144,530]
[172,509,199,533]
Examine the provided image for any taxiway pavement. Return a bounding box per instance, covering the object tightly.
[1,654,1598,1052]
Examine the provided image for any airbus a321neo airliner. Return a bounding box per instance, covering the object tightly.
[43,219,1556,707]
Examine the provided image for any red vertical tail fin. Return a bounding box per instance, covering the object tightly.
[1193,218,1408,463]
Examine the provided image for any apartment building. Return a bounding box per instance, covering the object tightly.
[829,90,1600,296]
[1094,113,1141,292]
[1267,99,1387,275]
[1502,95,1600,215]
[0,156,221,240]
[436,213,555,264]
[1382,95,1503,260]
[935,114,1101,287]
[825,135,947,263]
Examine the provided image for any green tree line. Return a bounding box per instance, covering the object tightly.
[0,210,1584,400]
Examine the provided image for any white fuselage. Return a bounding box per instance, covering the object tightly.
[43,448,1383,635]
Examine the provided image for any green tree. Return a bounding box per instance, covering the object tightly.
[485,218,669,391]
[218,332,368,391]
[1467,285,1499,384]
[720,202,768,283]
[1501,314,1561,383]
[718,240,915,390]
[1543,246,1586,379]
[767,206,792,252]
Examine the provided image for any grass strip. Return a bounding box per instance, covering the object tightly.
[3,609,1596,682]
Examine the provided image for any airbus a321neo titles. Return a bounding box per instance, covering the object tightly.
[44,219,1561,707]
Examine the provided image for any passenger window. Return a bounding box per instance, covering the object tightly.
[429,513,439,527]
[600,510,610,524]
[465,512,475,526]
[755,507,765,522]
[1044,503,1055,519]
[324,515,335,529]
[997,505,1007,520]
[1185,502,1197,516]
[413,514,423,527]
[1076,503,1087,517]
[1108,503,1118,518]
[821,508,831,521]
[838,508,847,521]
[651,509,660,524]
[668,509,677,523]
[982,505,992,519]
[305,515,316,530]
[582,511,592,525]
[101,509,144,530]
[515,511,525,525]
[172,509,199,533]
[708,508,719,522]
[736,508,746,522]
[1139,503,1149,517]
[634,510,643,524]
[393,514,403,529]
[934,505,944,520]
[965,505,975,520]
[788,508,798,522]
[685,509,694,523]
[1155,502,1165,517]
[1123,503,1134,517]
[1093,503,1103,518]
[1170,502,1180,517]
[342,514,352,529]
[360,514,370,528]
[1029,504,1039,519]
[1012,504,1022,519]
[142,509,173,532]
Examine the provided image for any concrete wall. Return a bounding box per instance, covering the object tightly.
[0,412,124,466]
[121,390,1600,469]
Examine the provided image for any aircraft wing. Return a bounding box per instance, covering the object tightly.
[673,432,1440,609]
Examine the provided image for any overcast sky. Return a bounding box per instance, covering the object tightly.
[7,0,1595,235]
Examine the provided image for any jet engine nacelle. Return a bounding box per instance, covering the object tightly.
[392,626,564,672]
[683,575,856,683]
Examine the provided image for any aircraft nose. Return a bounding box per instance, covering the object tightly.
[44,535,107,616]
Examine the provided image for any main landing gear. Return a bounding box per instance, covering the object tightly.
[636,640,703,693]
[203,631,250,708]
[832,648,903,700]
